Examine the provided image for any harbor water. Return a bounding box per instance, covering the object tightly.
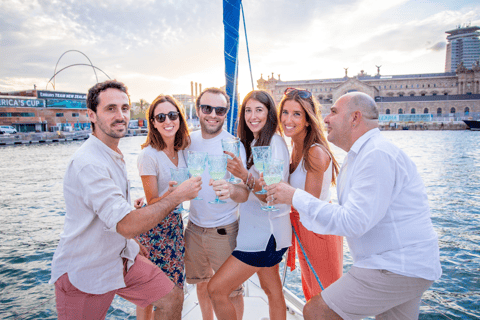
[1,131,479,319]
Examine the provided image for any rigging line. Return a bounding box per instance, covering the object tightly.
[292,226,324,291]
[240,2,255,91]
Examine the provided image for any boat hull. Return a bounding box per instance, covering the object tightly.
[463,120,480,131]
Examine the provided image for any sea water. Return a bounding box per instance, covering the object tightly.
[1,130,479,319]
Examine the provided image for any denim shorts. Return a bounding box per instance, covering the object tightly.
[232,235,288,268]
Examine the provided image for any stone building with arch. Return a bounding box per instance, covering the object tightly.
[257,64,480,120]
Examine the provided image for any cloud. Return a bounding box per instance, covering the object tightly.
[428,42,447,51]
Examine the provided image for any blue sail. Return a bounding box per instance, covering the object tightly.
[223,0,241,135]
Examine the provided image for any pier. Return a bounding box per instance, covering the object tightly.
[0,131,89,146]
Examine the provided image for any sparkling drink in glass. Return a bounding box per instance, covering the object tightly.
[207,154,228,204]
[170,167,190,213]
[252,146,272,194]
[261,159,284,211]
[187,151,207,200]
[221,138,242,184]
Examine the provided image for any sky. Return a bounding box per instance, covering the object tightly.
[1,0,479,103]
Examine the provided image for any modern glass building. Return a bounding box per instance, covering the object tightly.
[445,25,480,72]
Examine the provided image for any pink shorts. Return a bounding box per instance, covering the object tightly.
[55,255,174,320]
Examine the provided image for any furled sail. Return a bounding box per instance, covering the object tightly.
[223,0,241,135]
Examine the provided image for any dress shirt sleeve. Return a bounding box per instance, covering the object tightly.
[78,163,133,232]
[294,149,396,237]
[137,149,158,177]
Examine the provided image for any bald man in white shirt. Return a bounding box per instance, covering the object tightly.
[265,92,441,320]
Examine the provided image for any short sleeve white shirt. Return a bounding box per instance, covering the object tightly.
[137,146,187,199]
[186,130,247,227]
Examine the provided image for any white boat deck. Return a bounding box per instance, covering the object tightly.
[182,272,304,320]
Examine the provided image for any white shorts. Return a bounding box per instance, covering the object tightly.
[321,266,434,320]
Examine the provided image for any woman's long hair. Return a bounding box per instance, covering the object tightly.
[278,91,339,185]
[141,94,190,151]
[237,90,280,169]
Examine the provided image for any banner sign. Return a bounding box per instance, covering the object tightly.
[379,114,433,122]
[37,90,86,100]
[0,98,45,108]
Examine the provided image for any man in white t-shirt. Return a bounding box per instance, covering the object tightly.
[266,92,441,320]
[184,87,249,320]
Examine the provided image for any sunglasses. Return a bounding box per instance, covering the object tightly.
[154,111,179,123]
[284,87,312,99]
[199,104,228,116]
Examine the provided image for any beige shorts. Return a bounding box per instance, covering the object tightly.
[184,220,243,296]
[321,266,434,320]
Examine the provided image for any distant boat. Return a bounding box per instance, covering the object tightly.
[463,120,480,131]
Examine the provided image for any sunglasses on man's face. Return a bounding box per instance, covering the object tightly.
[154,111,179,123]
[284,87,312,99]
[199,104,228,116]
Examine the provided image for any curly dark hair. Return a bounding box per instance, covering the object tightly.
[86,80,130,130]
[141,94,191,151]
[237,90,280,169]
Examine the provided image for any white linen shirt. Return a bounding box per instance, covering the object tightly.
[49,135,139,294]
[235,134,292,251]
[292,128,442,281]
[186,130,247,228]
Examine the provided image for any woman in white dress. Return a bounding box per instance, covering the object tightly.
[207,90,291,320]
[135,94,191,320]
[278,88,342,302]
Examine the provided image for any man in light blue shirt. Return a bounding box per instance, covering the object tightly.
[266,92,441,320]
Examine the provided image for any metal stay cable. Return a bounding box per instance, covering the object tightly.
[240,2,255,91]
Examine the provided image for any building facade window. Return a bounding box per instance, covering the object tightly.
[72,113,79,117]
[450,107,456,114]
[56,113,64,117]
[424,108,429,114]
[386,109,390,114]
[465,107,470,115]
[411,108,416,114]
[398,108,403,114]
[437,108,442,115]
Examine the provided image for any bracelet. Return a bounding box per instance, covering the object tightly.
[245,174,255,191]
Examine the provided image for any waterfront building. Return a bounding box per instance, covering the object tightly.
[445,25,480,72]
[0,89,89,132]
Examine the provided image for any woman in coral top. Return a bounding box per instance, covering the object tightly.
[279,87,342,301]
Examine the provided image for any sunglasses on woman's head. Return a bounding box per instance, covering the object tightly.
[154,111,179,123]
[284,87,312,99]
[199,104,228,116]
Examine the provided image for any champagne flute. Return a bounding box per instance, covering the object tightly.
[170,167,190,213]
[187,151,207,200]
[261,159,284,211]
[221,138,242,184]
[207,154,228,204]
[252,146,272,194]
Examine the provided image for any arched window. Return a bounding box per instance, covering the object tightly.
[386,109,390,114]
[411,108,416,114]
[437,108,442,115]
[424,108,429,114]
[398,108,403,114]
[450,107,456,114]
[465,107,470,115]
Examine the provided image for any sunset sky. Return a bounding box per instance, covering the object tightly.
[1,0,479,103]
